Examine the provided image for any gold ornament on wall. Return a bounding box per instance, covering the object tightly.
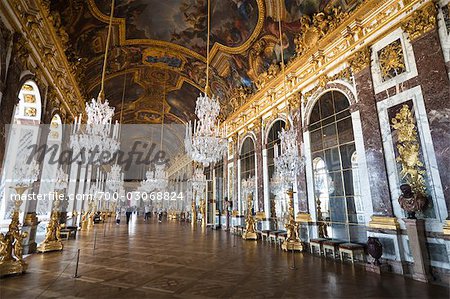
[391,104,426,196]
[377,39,406,81]
[294,7,348,56]
[349,47,371,74]
[401,3,437,41]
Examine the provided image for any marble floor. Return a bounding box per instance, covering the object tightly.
[0,216,448,299]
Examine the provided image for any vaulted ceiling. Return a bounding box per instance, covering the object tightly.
[51,0,359,124]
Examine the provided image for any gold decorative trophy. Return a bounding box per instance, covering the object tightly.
[1,159,39,277]
[37,168,68,253]
[0,189,29,277]
[191,195,197,226]
[281,190,304,251]
[37,197,63,252]
[200,199,207,228]
[242,193,257,240]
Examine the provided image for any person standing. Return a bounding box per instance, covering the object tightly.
[144,205,151,222]
[126,206,133,224]
[115,207,121,225]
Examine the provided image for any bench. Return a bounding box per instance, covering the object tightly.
[60,226,77,240]
[261,230,272,241]
[323,239,345,259]
[309,238,330,255]
[277,232,288,245]
[339,243,365,263]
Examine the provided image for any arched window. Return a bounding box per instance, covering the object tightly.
[266,120,285,195]
[15,80,42,122]
[0,80,42,221]
[240,137,255,180]
[309,90,365,242]
[240,137,255,214]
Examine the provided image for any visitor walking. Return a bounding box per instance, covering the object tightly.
[126,206,133,224]
[144,205,151,222]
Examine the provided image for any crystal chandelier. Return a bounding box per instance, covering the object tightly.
[140,162,168,192]
[184,0,227,166]
[241,176,256,196]
[12,159,40,186]
[274,125,304,185]
[106,164,123,192]
[70,0,120,158]
[54,168,68,191]
[270,171,289,196]
[191,167,206,194]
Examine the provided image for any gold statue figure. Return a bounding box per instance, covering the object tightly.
[0,187,30,277]
[37,195,64,253]
[191,195,197,227]
[242,194,257,240]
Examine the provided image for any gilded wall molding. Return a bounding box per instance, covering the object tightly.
[349,47,372,74]
[1,0,85,118]
[401,2,437,41]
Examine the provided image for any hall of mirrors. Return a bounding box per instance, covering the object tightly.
[0,0,449,298]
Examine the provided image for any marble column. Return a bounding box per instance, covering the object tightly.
[409,29,450,217]
[254,118,264,212]
[350,48,397,229]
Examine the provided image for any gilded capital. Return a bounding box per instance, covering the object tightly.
[401,4,437,41]
[349,47,371,74]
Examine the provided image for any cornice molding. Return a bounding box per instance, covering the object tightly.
[224,0,433,137]
[1,0,85,119]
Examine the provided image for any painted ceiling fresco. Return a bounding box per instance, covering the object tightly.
[50,0,360,124]
[94,0,260,56]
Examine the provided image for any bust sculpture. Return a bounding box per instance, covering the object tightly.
[398,184,427,219]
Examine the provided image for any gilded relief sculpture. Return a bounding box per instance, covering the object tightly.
[377,39,406,81]
[391,104,428,218]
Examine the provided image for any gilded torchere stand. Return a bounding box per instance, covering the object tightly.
[200,199,206,228]
[281,190,304,251]
[242,194,257,240]
[37,194,63,253]
[191,197,197,227]
[0,186,29,277]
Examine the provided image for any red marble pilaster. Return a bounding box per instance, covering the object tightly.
[410,29,450,216]
[254,119,264,211]
[354,67,394,217]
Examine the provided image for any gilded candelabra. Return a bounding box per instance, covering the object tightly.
[191,194,197,227]
[200,199,206,228]
[37,192,63,253]
[242,193,257,240]
[0,186,29,277]
[281,190,304,251]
